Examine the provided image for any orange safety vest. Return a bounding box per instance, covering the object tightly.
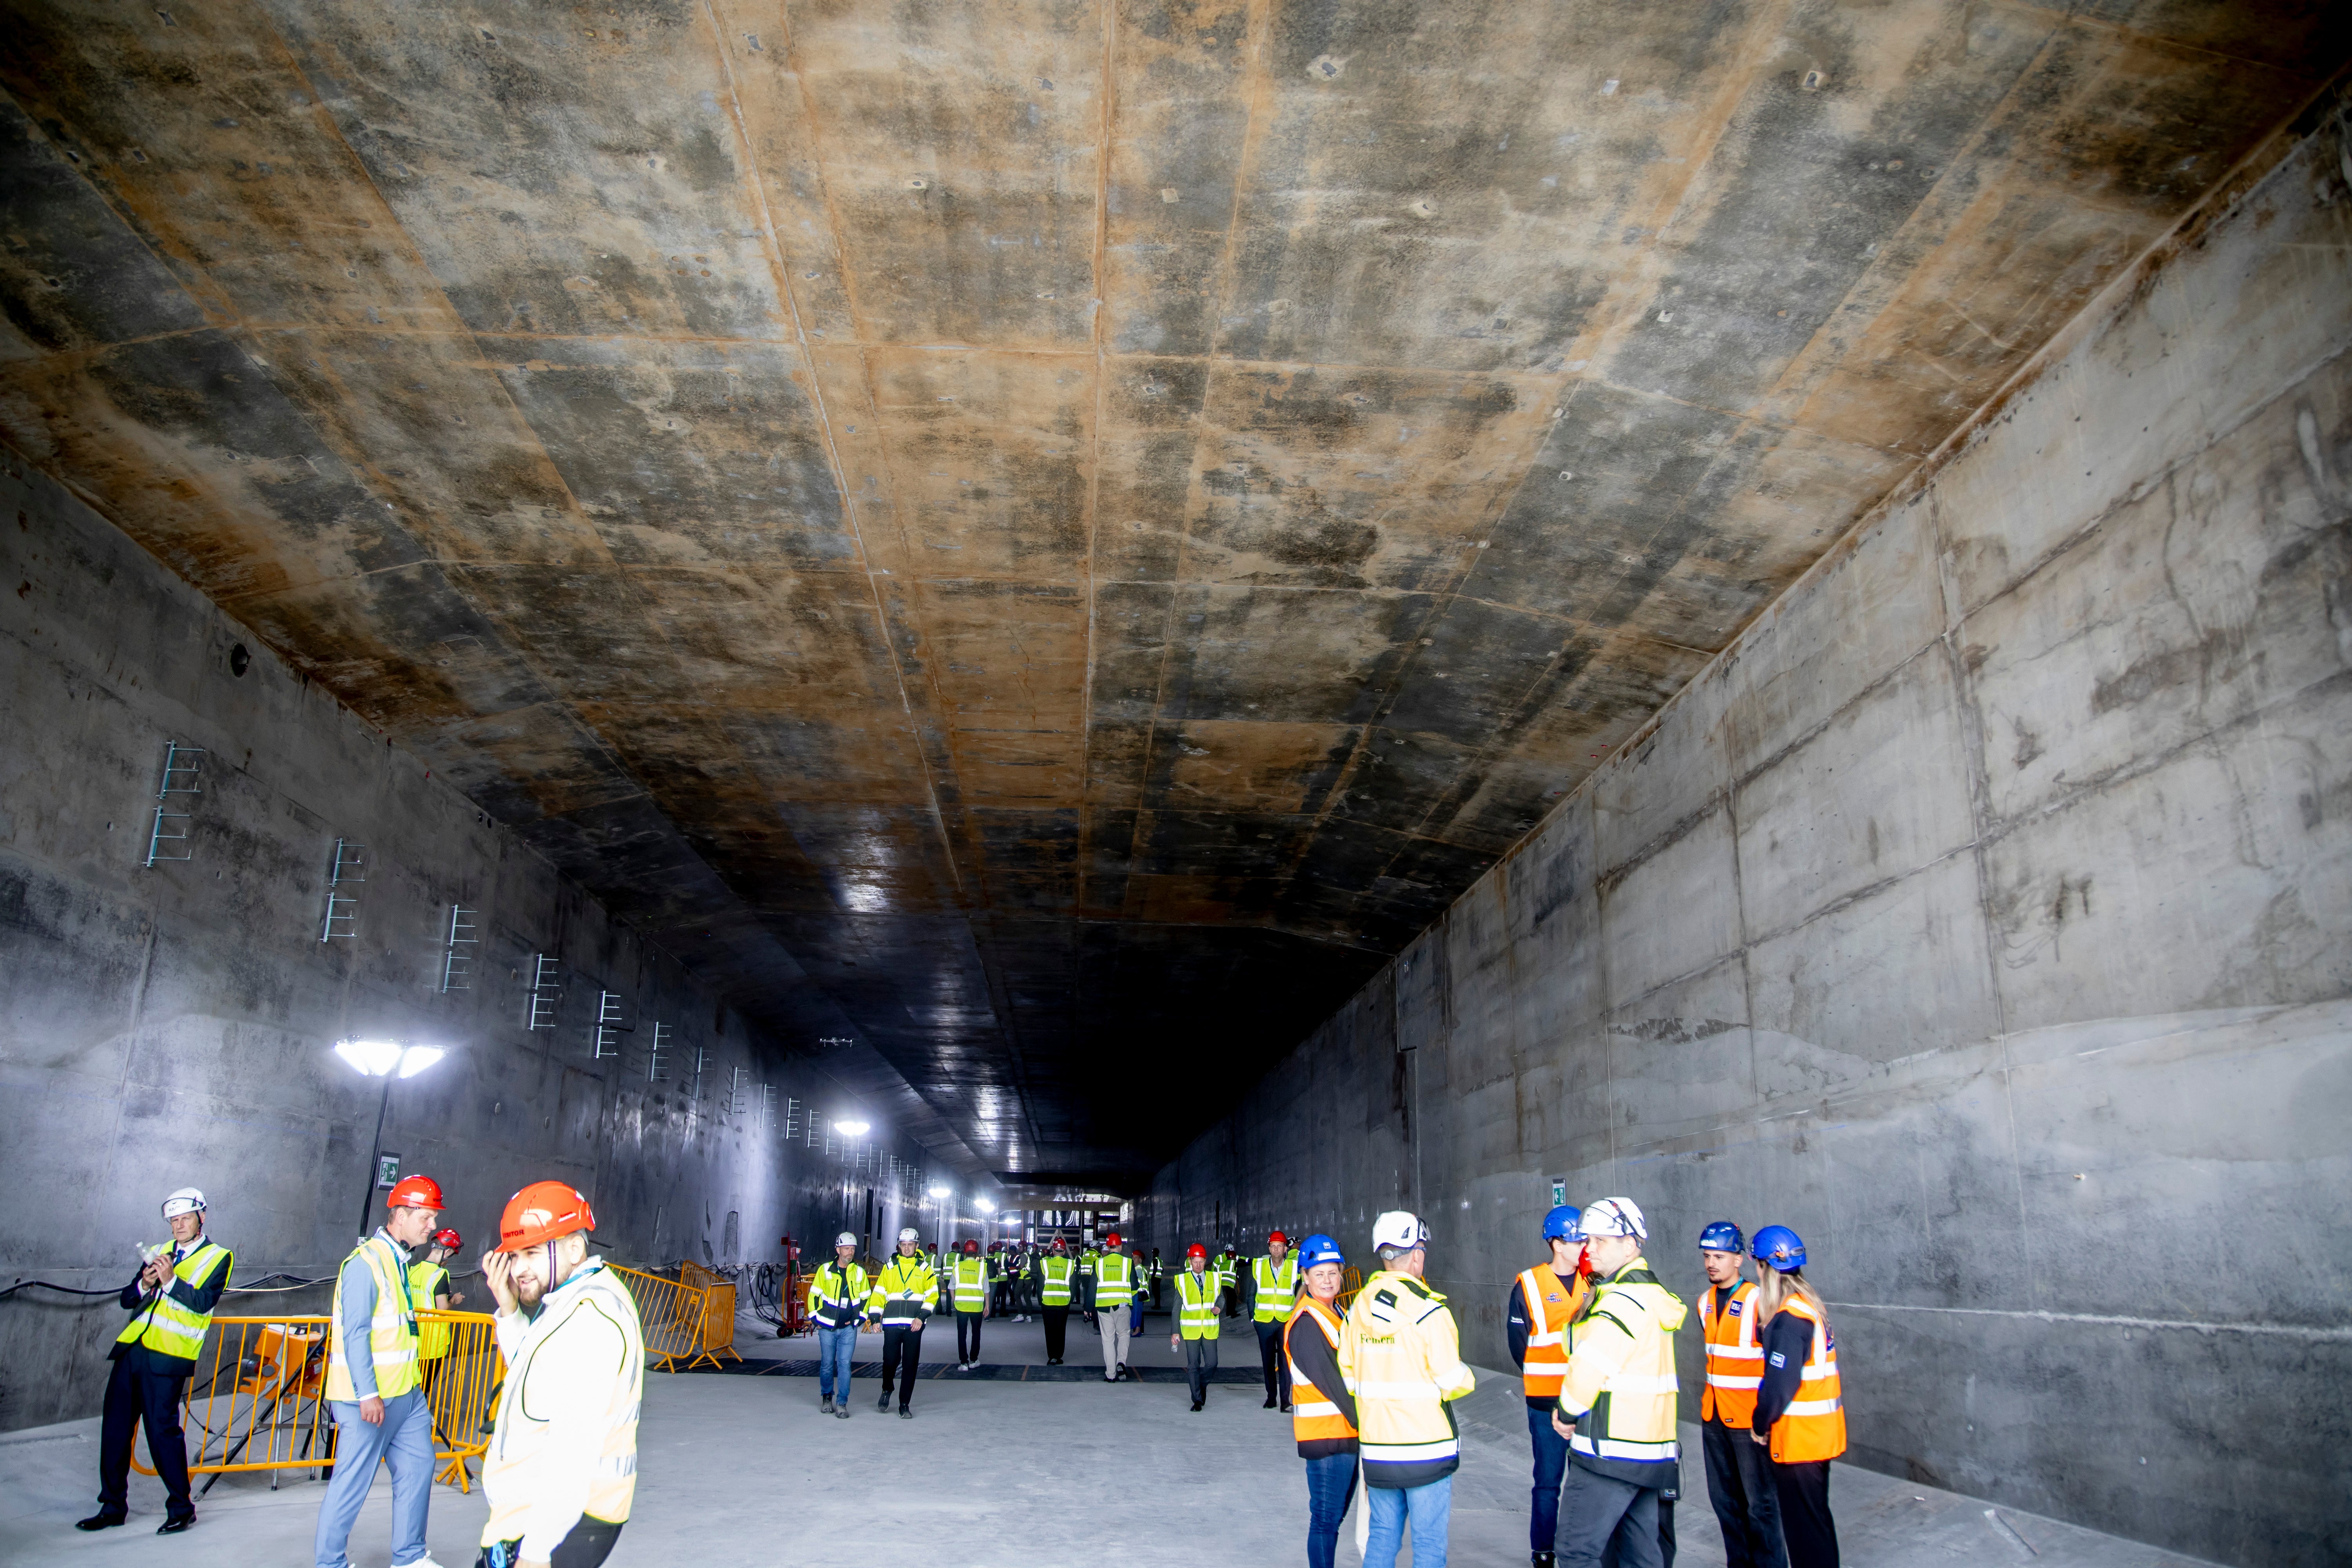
[1699,1279,1764,1428]
[1764,1294,1846,1463]
[1286,1296,1356,1446]
[1515,1265,1586,1401]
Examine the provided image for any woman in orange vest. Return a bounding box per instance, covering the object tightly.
[1748,1226,1844,1568]
[1285,1233,1359,1568]
[1507,1204,1589,1568]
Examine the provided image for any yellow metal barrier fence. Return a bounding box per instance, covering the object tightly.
[611,1264,740,1373]
[1337,1265,1365,1313]
[126,1313,501,1493]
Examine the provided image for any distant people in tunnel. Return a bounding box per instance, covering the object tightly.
[1246,1230,1302,1411]
[1093,1230,1138,1380]
[1173,1243,1221,1408]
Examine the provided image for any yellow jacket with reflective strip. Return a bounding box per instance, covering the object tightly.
[1338,1270,1475,1487]
[1556,1257,1687,1481]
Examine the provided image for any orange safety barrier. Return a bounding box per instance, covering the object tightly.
[610,1264,740,1373]
[125,1314,501,1494]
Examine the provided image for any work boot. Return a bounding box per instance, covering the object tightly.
[898,1405,914,1419]
[1190,1399,1204,1412]
[877,1390,891,1412]
[820,1397,835,1414]
[76,1514,126,1532]
[1263,1395,1277,1409]
[835,1402,851,1419]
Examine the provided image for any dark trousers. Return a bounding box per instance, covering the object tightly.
[1771,1459,1838,1568]
[956,1310,984,1363]
[1557,1465,1662,1568]
[1043,1305,1069,1360]
[1304,1451,1358,1568]
[878,1325,923,1411]
[478,1517,623,1568]
[97,1352,193,1521]
[1182,1334,1219,1402]
[1703,1421,1786,1568]
[1254,1319,1292,1404]
[1528,1401,1571,1552]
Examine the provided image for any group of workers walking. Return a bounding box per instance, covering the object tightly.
[1269,1196,1845,1568]
[81,1177,646,1568]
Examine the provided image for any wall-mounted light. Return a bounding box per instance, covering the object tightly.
[927,1183,953,1198]
[833,1118,871,1137]
[974,1197,995,1214]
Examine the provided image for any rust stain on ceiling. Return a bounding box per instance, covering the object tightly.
[2,0,2343,1185]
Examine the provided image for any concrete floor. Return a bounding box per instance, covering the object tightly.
[3,1313,2218,1568]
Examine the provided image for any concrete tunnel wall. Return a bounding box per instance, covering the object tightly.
[1142,106,2352,1568]
[0,455,932,1434]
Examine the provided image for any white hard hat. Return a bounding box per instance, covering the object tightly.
[1581,1196,1648,1240]
[897,1227,921,1243]
[1371,1210,1428,1252]
[162,1187,207,1219]
[833,1231,858,1248]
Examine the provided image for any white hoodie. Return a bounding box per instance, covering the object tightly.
[480,1257,645,1559]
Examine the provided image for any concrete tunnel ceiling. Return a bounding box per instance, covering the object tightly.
[2,0,2344,1189]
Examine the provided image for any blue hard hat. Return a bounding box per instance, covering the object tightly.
[1542,1204,1584,1241]
[1699,1221,1745,1254]
[1298,1233,1345,1270]
[1751,1225,1806,1271]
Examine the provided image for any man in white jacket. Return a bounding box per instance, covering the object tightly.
[475,1181,645,1568]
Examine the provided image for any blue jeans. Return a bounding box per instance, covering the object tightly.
[815,1324,857,1402]
[314,1389,432,1568]
[1304,1453,1357,1568]
[1365,1475,1452,1568]
[1529,1402,1572,1550]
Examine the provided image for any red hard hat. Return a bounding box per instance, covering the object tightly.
[1104,1231,1122,1247]
[964,1239,979,1254]
[1268,1230,1289,1247]
[429,1228,461,1251]
[385,1175,445,1211]
[497,1180,595,1251]
[1186,1243,1207,1259]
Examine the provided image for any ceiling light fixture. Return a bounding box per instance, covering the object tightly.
[833,1119,871,1137]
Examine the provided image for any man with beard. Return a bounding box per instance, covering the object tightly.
[475,1182,645,1568]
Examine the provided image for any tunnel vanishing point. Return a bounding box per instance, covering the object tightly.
[1,3,2348,1565]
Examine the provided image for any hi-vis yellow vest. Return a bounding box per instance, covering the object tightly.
[1253,1255,1301,1322]
[408,1259,453,1361]
[1176,1268,1220,1339]
[327,1236,419,1401]
[481,1259,645,1544]
[115,1240,230,1363]
[1040,1255,1076,1306]
[1093,1252,1134,1307]
[953,1254,990,1307]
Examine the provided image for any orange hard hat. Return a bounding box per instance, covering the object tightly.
[385,1175,445,1212]
[1268,1230,1289,1247]
[1186,1243,1207,1259]
[497,1180,595,1251]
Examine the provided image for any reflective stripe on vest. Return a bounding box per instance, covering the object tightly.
[1094,1253,1134,1307]
[869,1256,936,1326]
[1040,1256,1075,1305]
[1176,1269,1219,1339]
[408,1259,453,1361]
[1766,1295,1846,1463]
[1516,1265,1583,1400]
[954,1256,988,1305]
[1252,1256,1300,1322]
[1286,1297,1355,1444]
[326,1236,419,1401]
[116,1240,229,1363]
[1700,1280,1764,1427]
